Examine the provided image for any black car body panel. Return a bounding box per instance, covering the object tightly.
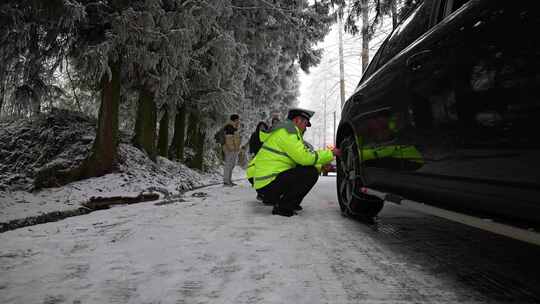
[338,0,540,225]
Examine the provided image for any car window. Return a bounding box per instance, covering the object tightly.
[437,0,470,21]
[377,2,432,68]
[359,1,430,83]
[360,38,387,81]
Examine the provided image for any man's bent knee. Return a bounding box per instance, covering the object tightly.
[305,166,319,182]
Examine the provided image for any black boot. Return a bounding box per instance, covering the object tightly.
[257,194,274,205]
[272,206,296,217]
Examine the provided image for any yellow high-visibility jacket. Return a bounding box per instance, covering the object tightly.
[246,157,256,182]
[253,120,333,189]
[303,140,323,173]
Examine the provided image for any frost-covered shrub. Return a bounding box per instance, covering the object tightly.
[0,109,95,190]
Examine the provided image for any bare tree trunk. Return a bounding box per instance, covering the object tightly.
[391,0,398,29]
[361,0,370,73]
[66,59,82,112]
[192,125,205,170]
[169,104,186,161]
[186,109,204,169]
[0,67,5,117]
[338,12,346,109]
[82,61,121,176]
[32,94,41,117]
[29,24,41,117]
[133,88,157,161]
[185,109,199,149]
[0,50,5,117]
[157,104,169,158]
[34,61,122,189]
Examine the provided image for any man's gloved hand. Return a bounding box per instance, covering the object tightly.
[331,147,342,157]
[321,163,333,173]
[326,144,342,157]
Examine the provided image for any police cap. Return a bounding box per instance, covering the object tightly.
[287,108,314,127]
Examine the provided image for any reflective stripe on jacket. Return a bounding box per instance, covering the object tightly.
[246,157,256,182]
[246,130,270,186]
[253,120,333,189]
[361,145,424,164]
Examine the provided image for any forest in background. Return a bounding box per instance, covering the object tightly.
[0,0,417,189]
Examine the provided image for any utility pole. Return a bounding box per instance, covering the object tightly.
[338,11,346,109]
[323,79,327,148]
[333,111,336,144]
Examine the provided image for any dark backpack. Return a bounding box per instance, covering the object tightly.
[249,130,263,155]
[214,126,226,144]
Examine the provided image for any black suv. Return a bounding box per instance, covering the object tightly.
[336,0,540,227]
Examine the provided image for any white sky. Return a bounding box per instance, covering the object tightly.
[297,18,392,148]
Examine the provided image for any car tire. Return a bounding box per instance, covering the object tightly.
[336,136,384,218]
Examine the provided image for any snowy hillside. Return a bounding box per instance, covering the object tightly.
[0,110,244,227]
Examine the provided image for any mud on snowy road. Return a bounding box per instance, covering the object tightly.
[1,177,540,303]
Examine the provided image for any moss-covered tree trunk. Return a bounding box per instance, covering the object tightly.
[192,126,206,170]
[133,88,157,161]
[185,108,205,170]
[34,61,121,188]
[185,109,199,149]
[169,104,186,161]
[157,104,169,158]
[83,61,121,176]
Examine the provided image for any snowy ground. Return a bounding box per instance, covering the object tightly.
[0,110,242,225]
[3,177,539,304]
[0,146,244,224]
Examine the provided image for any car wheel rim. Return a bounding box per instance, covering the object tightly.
[345,142,356,204]
[338,139,358,210]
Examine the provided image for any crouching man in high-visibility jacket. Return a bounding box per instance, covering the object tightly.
[253,108,341,217]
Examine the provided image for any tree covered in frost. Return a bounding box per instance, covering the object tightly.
[0,0,83,117]
[0,0,337,186]
[229,0,334,132]
[333,0,422,72]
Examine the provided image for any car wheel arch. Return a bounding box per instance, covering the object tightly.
[336,122,359,149]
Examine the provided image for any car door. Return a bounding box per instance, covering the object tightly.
[347,1,435,187]
[398,0,540,221]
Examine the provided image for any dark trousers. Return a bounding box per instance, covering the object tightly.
[256,166,319,211]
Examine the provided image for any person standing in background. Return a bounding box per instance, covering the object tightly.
[248,121,269,157]
[270,112,280,129]
[223,114,241,186]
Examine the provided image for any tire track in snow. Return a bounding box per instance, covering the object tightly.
[304,181,449,303]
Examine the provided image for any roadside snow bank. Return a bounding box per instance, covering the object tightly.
[0,144,244,226]
[0,109,95,191]
[0,110,244,226]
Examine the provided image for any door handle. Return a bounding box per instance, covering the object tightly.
[406,50,432,71]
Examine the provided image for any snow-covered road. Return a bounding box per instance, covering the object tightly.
[2,177,540,303]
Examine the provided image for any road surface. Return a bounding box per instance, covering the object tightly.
[1,177,539,303]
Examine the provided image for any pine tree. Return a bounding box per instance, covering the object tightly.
[157,104,169,158]
[169,104,186,161]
